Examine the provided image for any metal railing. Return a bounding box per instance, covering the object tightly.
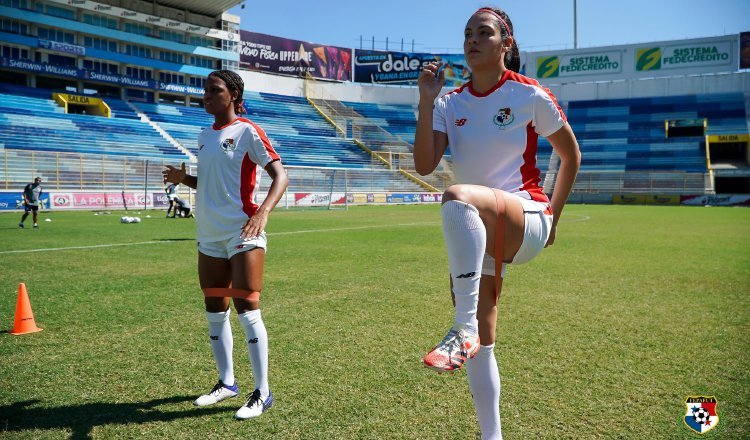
[1,148,709,199]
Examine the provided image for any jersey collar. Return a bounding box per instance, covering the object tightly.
[212,118,240,130]
[467,69,511,98]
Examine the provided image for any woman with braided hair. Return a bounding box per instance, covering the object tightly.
[163,69,288,420]
[414,7,580,439]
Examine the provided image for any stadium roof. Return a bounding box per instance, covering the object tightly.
[156,0,242,17]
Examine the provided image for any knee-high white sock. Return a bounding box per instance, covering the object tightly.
[467,344,502,440]
[442,200,485,334]
[206,309,235,386]
[238,310,269,396]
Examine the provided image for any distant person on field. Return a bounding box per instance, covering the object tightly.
[174,195,193,218]
[165,182,179,218]
[414,7,581,439]
[163,69,288,420]
[19,177,43,229]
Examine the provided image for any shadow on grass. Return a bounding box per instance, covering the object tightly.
[1,395,231,439]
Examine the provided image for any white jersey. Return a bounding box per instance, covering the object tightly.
[196,117,280,242]
[434,70,566,203]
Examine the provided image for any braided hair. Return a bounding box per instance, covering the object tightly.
[476,7,521,73]
[208,70,246,114]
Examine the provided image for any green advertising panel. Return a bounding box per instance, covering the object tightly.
[536,55,559,78]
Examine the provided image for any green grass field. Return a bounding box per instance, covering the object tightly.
[1,204,748,439]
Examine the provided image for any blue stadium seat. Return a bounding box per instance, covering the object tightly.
[0,86,189,160]
[565,93,747,173]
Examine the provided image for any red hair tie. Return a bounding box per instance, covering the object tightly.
[476,8,512,38]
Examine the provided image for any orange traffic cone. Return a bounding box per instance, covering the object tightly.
[10,283,43,335]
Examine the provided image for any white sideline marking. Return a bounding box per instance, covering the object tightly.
[2,216,591,256]
[0,222,439,255]
[560,214,591,223]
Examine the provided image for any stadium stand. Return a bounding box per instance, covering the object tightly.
[129,92,425,191]
[0,85,188,160]
[133,91,381,169]
[342,101,418,145]
[544,93,747,173]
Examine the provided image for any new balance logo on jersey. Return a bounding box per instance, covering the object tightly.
[455,118,468,127]
[210,336,219,341]
[247,338,259,344]
[456,272,476,279]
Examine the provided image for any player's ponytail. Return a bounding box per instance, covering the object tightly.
[506,38,520,73]
[208,69,247,115]
[235,99,246,115]
[477,6,521,73]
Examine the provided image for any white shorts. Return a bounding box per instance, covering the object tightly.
[481,196,553,277]
[198,232,267,260]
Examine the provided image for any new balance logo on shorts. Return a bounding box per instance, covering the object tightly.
[210,336,219,341]
[247,338,259,344]
[456,272,476,279]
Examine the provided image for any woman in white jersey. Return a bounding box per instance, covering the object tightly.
[163,70,288,420]
[415,7,581,439]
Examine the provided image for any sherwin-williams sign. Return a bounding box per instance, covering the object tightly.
[636,42,732,71]
[537,51,621,78]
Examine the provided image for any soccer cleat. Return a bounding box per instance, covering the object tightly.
[423,328,480,372]
[193,380,239,406]
[33,223,39,229]
[235,389,274,420]
[18,223,24,228]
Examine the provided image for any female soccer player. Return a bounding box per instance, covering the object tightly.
[415,7,581,439]
[163,70,288,420]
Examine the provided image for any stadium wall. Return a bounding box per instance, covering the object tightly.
[547,71,750,102]
[241,68,749,105]
[240,70,422,104]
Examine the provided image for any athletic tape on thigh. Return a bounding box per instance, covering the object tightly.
[491,189,506,297]
[202,288,260,301]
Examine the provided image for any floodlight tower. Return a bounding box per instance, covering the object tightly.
[574,0,578,49]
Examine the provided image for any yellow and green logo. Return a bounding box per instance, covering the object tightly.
[536,56,559,78]
[636,47,661,71]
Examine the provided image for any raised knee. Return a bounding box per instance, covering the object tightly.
[442,184,472,204]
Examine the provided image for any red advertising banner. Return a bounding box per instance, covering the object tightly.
[294,192,346,206]
[239,30,352,81]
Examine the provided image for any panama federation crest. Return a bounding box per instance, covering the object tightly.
[684,396,719,434]
[220,138,236,152]
[493,107,514,128]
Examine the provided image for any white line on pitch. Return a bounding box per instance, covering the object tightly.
[0,222,439,255]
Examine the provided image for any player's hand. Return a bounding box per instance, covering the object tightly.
[163,162,186,184]
[417,62,445,102]
[545,224,557,247]
[241,210,268,240]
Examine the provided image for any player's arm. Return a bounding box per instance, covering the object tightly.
[414,62,448,176]
[163,163,196,189]
[241,160,288,239]
[545,123,581,246]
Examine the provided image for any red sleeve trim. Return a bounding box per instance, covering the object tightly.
[245,119,281,160]
[505,71,567,122]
